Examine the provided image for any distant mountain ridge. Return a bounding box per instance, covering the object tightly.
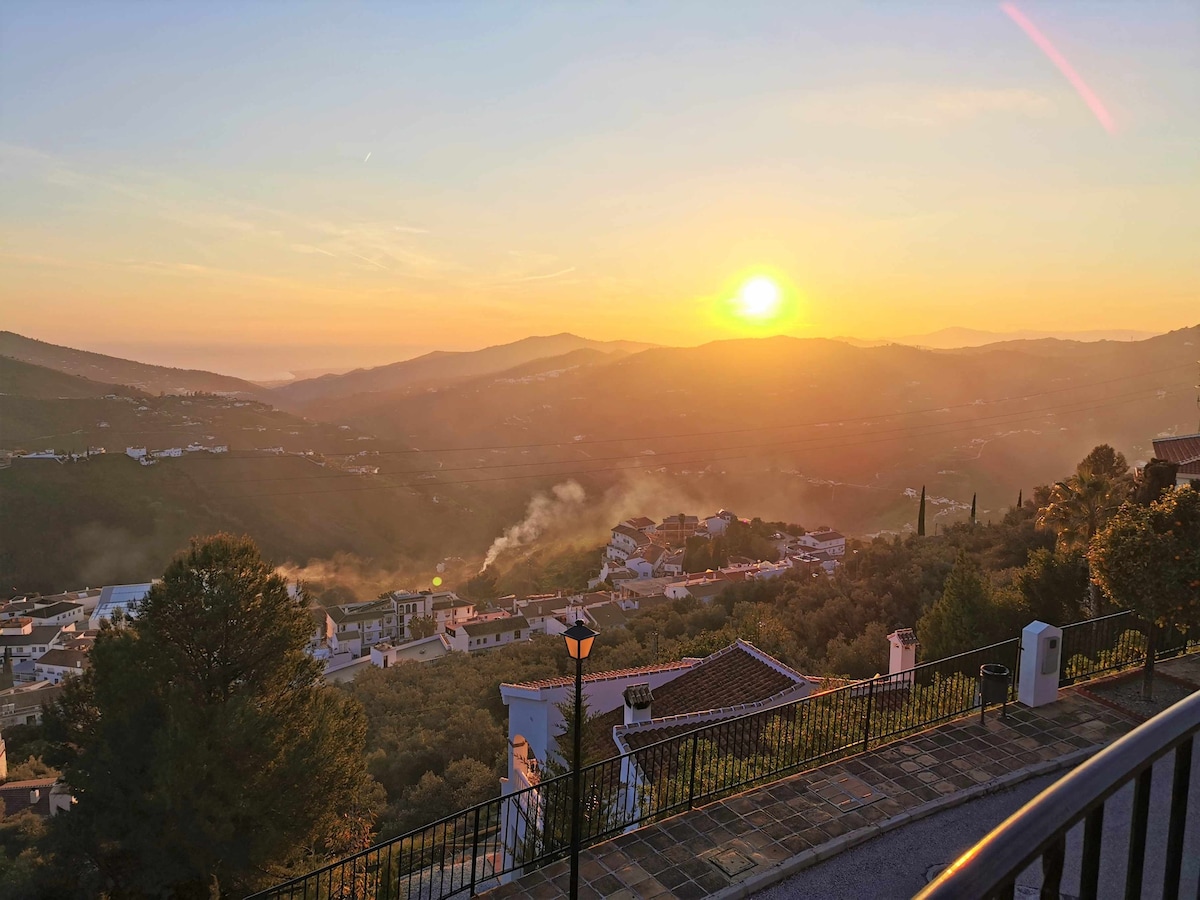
[836,327,1159,349]
[0,332,264,397]
[270,332,657,411]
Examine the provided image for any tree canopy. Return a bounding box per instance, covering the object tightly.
[1089,486,1200,696]
[39,534,377,899]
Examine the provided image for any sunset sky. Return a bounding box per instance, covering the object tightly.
[3,2,1198,379]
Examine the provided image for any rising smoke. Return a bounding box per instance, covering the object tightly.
[481,480,588,572]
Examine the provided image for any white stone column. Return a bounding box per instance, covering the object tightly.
[1019,620,1063,707]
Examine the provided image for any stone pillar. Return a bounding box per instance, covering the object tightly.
[1019,620,1063,708]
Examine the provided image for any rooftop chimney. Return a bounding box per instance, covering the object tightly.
[623,683,653,726]
[887,628,919,675]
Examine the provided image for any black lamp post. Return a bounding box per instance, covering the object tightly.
[562,619,597,900]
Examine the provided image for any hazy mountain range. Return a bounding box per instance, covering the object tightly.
[835,327,1159,349]
[2,325,1197,593]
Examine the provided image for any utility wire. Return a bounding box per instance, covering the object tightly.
[205,387,1171,501]
[16,361,1194,454]
[201,382,1188,485]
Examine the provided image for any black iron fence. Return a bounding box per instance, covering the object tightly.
[916,687,1200,900]
[1059,610,1195,687]
[247,639,1021,900]
[249,611,1196,900]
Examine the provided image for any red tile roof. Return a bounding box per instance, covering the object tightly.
[1152,434,1200,465]
[585,642,814,756]
[502,659,695,692]
[0,778,56,817]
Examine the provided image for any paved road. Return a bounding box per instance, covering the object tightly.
[755,739,1200,900]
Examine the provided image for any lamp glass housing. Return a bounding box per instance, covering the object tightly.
[563,621,597,660]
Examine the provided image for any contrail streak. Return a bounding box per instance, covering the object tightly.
[1001,3,1115,134]
[363,151,371,163]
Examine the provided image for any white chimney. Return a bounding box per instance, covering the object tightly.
[623,683,653,726]
[887,628,919,675]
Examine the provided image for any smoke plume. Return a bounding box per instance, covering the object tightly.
[481,480,588,571]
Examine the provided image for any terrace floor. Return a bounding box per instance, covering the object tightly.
[481,654,1200,900]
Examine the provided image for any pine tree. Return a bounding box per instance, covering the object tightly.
[42,534,377,897]
[918,552,994,658]
[917,485,926,537]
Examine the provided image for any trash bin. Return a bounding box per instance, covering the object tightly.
[979,664,1011,720]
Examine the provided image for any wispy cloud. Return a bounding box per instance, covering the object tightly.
[504,266,578,283]
[1,143,444,277]
[791,85,1056,128]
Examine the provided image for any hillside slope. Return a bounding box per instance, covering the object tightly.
[0,356,142,401]
[272,333,656,412]
[0,332,265,397]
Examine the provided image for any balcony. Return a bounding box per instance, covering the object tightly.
[247,614,1198,900]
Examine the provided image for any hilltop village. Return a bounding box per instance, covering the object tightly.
[0,509,847,732]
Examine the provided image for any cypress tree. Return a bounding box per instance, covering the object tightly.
[1017,489,1023,509]
[970,492,977,524]
[917,485,926,536]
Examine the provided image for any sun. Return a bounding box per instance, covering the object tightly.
[735,277,782,320]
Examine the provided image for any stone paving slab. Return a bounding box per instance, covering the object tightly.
[480,677,1159,900]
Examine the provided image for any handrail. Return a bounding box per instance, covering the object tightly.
[916,688,1200,899]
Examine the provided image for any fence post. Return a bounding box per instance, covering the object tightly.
[862,678,876,752]
[687,730,700,809]
[469,805,481,896]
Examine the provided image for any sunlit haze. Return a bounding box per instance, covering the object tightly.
[2,2,1198,379]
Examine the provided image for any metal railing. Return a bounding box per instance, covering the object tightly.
[248,639,1021,899]
[916,687,1200,900]
[1059,610,1194,687]
[250,610,1196,900]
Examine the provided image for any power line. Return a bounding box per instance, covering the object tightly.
[200,382,1189,486]
[15,361,1195,454]
[203,387,1173,501]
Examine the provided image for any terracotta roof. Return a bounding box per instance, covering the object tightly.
[623,517,656,530]
[27,602,83,619]
[586,602,628,631]
[0,626,63,648]
[611,524,651,545]
[462,615,528,637]
[809,530,845,542]
[1152,434,1200,465]
[889,628,919,647]
[683,580,733,602]
[502,659,695,692]
[0,778,57,817]
[623,642,798,720]
[519,597,568,618]
[35,648,89,669]
[590,641,815,756]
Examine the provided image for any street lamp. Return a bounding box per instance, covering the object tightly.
[562,619,597,900]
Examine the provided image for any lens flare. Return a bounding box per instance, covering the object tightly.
[736,277,782,320]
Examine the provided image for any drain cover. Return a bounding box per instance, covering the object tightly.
[710,849,756,877]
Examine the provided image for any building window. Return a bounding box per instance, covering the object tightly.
[514,630,521,639]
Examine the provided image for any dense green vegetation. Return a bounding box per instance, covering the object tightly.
[2,447,1194,896]
[1,536,375,899]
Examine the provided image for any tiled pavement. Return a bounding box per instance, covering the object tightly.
[480,680,1156,900]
